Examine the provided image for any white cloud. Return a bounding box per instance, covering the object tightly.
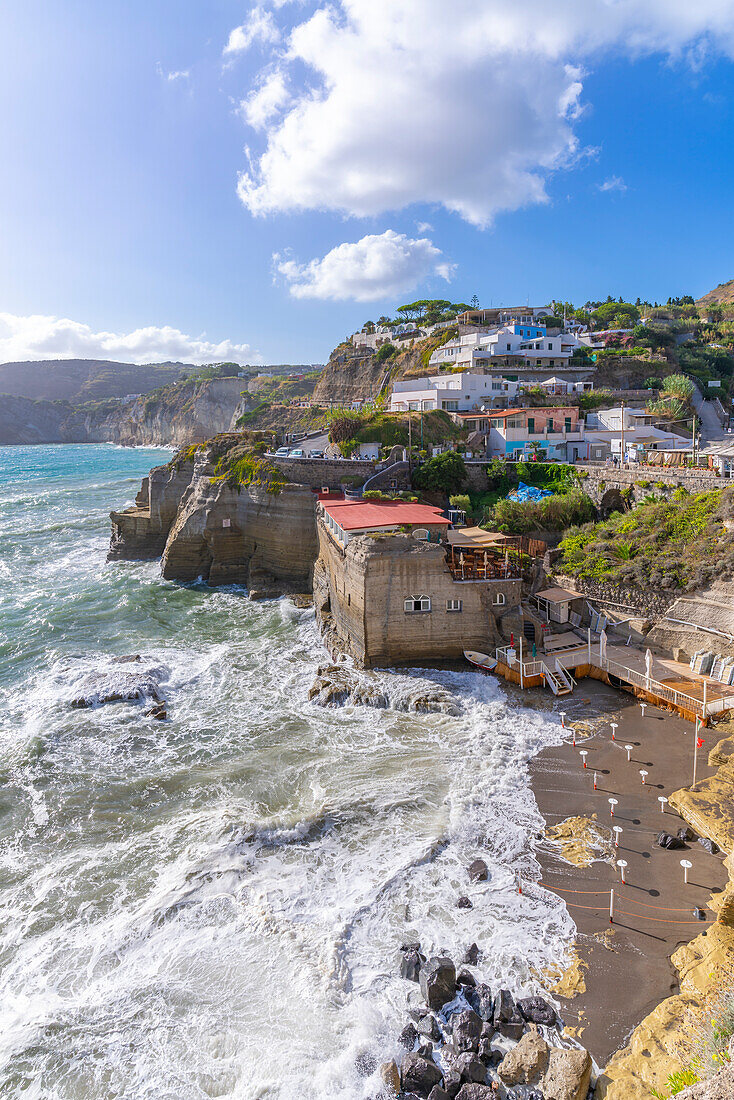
[416,221,433,233]
[232,0,734,227]
[599,175,628,193]
[241,70,290,130]
[156,63,190,82]
[224,6,279,55]
[273,230,455,301]
[0,313,262,366]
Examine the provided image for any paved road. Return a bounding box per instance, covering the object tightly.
[691,385,728,450]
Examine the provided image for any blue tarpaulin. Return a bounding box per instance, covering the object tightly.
[507,481,553,503]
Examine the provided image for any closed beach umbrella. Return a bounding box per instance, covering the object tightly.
[645,648,653,679]
[600,629,607,658]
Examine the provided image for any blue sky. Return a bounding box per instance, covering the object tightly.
[1,1,733,365]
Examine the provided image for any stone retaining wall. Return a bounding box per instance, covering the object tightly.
[552,571,674,620]
[270,457,377,489]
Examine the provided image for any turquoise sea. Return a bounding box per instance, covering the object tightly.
[0,444,571,1099]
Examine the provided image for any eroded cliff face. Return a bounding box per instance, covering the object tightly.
[109,436,319,595]
[109,459,197,560]
[160,468,318,593]
[68,377,248,446]
[1,377,249,447]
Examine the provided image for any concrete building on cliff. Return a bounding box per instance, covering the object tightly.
[313,494,522,666]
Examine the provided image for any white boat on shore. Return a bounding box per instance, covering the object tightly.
[464,650,497,672]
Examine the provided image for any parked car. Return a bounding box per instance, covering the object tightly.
[309,449,324,459]
[289,448,305,458]
[274,447,290,457]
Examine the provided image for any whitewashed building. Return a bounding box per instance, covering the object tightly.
[389,372,519,413]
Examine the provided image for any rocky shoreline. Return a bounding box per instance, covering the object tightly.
[377,931,593,1100]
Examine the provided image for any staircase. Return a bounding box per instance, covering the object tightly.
[541,660,574,696]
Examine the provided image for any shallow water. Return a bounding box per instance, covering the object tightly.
[0,444,573,1099]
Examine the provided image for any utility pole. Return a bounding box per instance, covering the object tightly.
[692,415,697,466]
[408,405,413,472]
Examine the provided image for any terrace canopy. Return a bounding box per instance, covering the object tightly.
[447,527,513,548]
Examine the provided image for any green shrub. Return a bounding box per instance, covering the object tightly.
[413,451,467,494]
[449,493,471,513]
[375,342,397,363]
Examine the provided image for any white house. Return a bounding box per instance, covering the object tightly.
[389,372,520,413]
[583,407,692,460]
[429,324,588,373]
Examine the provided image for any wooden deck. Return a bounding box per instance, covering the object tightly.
[493,639,734,723]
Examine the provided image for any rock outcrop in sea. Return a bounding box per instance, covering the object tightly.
[110,435,318,595]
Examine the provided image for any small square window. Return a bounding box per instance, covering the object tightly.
[446,599,462,612]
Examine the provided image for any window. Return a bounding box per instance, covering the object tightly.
[446,599,462,612]
[527,417,535,433]
[491,382,501,390]
[506,343,512,351]
[413,528,429,540]
[564,417,572,433]
[493,592,506,606]
[404,595,431,613]
[442,400,459,411]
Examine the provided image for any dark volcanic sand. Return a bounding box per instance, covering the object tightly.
[527,679,728,1064]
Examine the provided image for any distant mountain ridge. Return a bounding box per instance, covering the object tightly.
[0,358,208,403]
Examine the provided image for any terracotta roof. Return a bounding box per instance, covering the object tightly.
[321,498,450,532]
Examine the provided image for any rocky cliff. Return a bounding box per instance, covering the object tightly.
[110,435,318,595]
[0,377,249,447]
[0,395,71,444]
[312,331,448,407]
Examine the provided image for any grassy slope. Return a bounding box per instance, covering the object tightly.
[558,488,734,591]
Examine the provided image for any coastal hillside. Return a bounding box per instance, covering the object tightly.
[696,279,734,308]
[0,357,201,402]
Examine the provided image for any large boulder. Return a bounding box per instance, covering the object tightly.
[401,947,425,982]
[452,1009,482,1053]
[466,983,493,1021]
[468,859,489,883]
[420,956,457,1011]
[497,1029,550,1086]
[453,1052,486,1084]
[539,1046,592,1100]
[518,995,557,1026]
[69,662,167,708]
[657,832,685,850]
[454,1086,496,1100]
[416,1013,443,1042]
[493,988,524,1039]
[462,943,480,966]
[380,1060,401,1095]
[401,1052,443,1097]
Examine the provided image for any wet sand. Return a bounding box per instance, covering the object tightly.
[527,680,728,1064]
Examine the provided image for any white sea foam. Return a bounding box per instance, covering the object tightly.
[0,445,575,1099]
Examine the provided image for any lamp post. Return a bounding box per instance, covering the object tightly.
[617,859,628,884]
[658,796,668,813]
[680,859,693,885]
[611,722,618,742]
[609,798,618,818]
[625,744,633,762]
[580,750,588,769]
[613,825,623,847]
[640,769,648,785]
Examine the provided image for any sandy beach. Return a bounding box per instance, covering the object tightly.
[527,679,729,1064]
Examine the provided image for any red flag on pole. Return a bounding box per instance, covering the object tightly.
[697,737,705,748]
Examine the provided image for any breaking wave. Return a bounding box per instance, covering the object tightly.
[0,445,572,1100]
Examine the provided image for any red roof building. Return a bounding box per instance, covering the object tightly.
[319,495,449,546]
